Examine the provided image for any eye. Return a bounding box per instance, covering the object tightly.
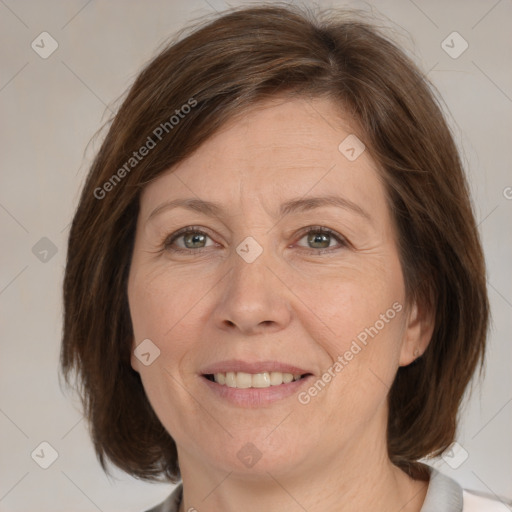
[295,226,347,253]
[163,226,216,253]
[162,225,348,254]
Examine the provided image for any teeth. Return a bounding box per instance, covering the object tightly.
[225,372,237,387]
[282,373,294,384]
[269,371,283,386]
[252,372,271,388]
[212,371,303,388]
[236,372,252,389]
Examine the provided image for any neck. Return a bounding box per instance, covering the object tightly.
[176,433,429,512]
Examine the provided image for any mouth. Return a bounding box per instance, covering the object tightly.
[202,371,312,388]
[199,360,314,405]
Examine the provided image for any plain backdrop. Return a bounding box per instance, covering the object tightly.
[1,0,511,511]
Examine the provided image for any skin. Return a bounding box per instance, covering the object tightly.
[128,96,435,512]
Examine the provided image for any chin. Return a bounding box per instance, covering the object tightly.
[200,435,310,479]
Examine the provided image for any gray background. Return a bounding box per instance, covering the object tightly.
[1,0,511,510]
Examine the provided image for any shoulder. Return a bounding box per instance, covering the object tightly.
[142,475,511,511]
[463,489,511,511]
[421,465,510,512]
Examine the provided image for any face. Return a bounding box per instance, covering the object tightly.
[128,96,427,480]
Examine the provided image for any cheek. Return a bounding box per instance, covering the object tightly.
[128,263,210,348]
[128,269,204,437]
[300,259,406,403]
[300,297,405,438]
[302,262,404,352]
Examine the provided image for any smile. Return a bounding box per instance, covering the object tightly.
[204,371,309,388]
[199,360,314,406]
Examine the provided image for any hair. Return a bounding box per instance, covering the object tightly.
[60,3,489,483]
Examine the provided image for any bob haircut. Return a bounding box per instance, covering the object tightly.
[61,3,489,482]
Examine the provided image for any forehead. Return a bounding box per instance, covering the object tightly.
[139,96,388,222]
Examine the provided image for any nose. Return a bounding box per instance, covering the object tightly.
[212,248,293,336]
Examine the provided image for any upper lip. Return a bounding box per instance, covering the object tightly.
[200,359,313,376]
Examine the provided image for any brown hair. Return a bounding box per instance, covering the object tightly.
[60,3,489,482]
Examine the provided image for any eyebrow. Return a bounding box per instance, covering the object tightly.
[147,195,372,223]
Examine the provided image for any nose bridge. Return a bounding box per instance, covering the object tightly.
[213,236,292,333]
[232,237,271,290]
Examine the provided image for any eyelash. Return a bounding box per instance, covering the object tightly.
[162,225,348,255]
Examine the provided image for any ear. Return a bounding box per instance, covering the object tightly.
[399,299,435,366]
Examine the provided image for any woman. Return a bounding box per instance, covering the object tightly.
[60,4,504,511]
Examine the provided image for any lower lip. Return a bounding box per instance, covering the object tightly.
[201,375,313,407]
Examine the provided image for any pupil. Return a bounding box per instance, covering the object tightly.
[186,233,205,248]
[309,232,329,248]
